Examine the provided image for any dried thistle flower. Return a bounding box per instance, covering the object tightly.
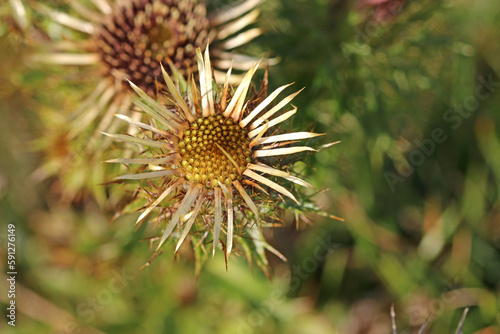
[36,0,264,98]
[105,47,323,263]
[32,0,268,203]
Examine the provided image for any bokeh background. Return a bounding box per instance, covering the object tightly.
[1,0,500,333]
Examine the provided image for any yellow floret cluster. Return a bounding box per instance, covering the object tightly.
[179,115,252,188]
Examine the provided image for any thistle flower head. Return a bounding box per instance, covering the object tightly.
[36,0,264,99]
[33,0,267,204]
[105,47,322,261]
[96,0,214,96]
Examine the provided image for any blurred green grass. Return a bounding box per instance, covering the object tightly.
[1,0,500,333]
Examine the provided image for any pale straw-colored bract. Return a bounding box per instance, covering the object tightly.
[104,46,323,259]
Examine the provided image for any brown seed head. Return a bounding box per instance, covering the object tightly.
[95,0,214,96]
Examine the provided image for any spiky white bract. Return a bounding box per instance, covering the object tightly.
[107,46,322,261]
